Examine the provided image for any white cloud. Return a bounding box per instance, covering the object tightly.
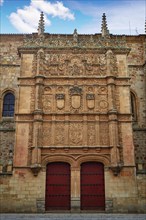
[31,0,74,20]
[69,0,145,35]
[9,0,74,33]
[0,0,4,6]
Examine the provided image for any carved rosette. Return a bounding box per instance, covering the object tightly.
[69,123,83,145]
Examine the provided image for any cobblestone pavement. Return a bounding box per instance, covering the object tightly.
[0,213,146,220]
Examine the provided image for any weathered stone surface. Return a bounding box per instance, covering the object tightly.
[0,32,145,213]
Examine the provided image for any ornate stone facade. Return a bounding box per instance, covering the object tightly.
[0,14,146,213]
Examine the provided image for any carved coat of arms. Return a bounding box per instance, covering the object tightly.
[70,86,82,109]
[86,94,95,109]
[56,94,65,109]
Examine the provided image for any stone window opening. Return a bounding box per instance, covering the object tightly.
[130,91,137,122]
[2,92,15,117]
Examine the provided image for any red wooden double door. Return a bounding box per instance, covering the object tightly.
[45,162,105,211]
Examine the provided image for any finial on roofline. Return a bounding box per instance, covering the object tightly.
[101,13,109,37]
[38,12,45,35]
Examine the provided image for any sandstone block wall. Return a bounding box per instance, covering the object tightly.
[0,34,145,213]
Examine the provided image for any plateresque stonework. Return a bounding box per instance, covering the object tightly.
[0,13,146,213]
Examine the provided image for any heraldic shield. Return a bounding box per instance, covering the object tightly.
[86,94,95,109]
[71,95,81,109]
[56,94,65,109]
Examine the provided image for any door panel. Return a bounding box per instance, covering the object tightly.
[81,162,105,210]
[45,162,70,210]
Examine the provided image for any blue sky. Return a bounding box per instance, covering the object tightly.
[0,0,145,35]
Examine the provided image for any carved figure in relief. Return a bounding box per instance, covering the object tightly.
[69,123,83,144]
[106,50,118,76]
[99,54,107,74]
[37,49,46,74]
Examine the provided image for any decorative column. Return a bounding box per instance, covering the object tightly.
[31,49,45,175]
[71,167,80,212]
[106,50,121,175]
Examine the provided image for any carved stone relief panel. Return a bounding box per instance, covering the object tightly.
[106,50,118,76]
[44,53,108,76]
[68,56,84,76]
[100,122,109,146]
[42,123,52,146]
[30,86,35,113]
[55,123,65,146]
[43,87,53,112]
[0,131,15,172]
[87,123,96,146]
[69,123,83,145]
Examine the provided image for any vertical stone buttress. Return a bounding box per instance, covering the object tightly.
[106,50,120,168]
[31,12,45,174]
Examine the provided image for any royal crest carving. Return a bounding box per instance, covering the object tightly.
[70,86,82,110]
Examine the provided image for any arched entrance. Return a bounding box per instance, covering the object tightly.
[81,162,105,210]
[45,162,71,210]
